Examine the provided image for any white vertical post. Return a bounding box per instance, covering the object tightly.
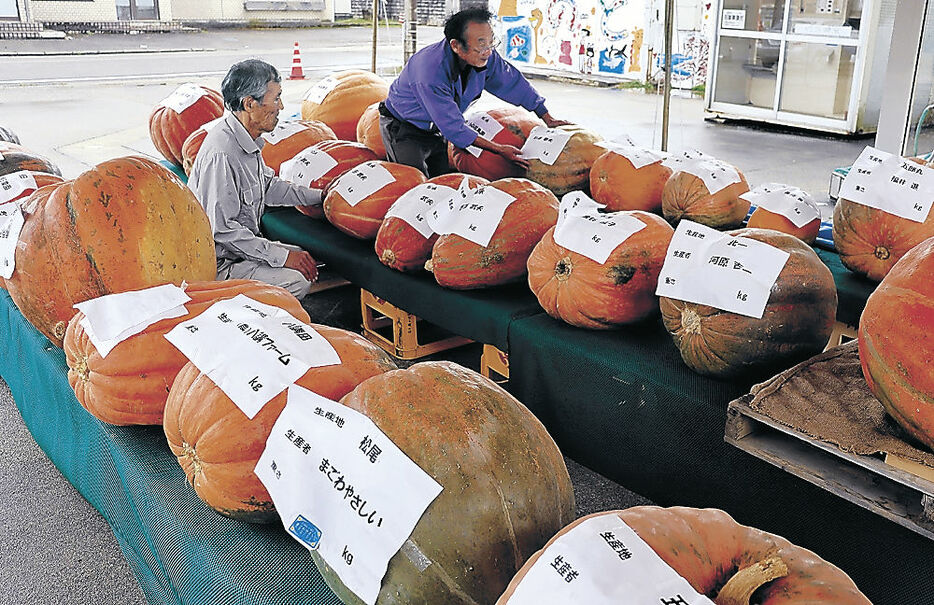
[403,0,416,63]
[661,0,674,151]
[875,1,929,154]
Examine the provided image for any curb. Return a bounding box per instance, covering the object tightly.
[0,47,215,57]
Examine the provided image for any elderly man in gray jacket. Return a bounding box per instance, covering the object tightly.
[189,59,320,299]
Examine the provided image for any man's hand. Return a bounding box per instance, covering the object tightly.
[495,144,530,170]
[541,112,573,128]
[284,249,319,283]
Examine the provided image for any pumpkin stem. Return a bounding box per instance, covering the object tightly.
[381,249,396,266]
[182,441,203,483]
[554,256,573,282]
[424,259,434,273]
[53,320,67,341]
[715,554,789,605]
[873,245,890,261]
[681,308,703,335]
[73,355,90,382]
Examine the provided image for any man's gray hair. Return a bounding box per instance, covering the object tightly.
[222,59,282,112]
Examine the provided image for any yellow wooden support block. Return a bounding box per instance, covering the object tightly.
[824,320,857,351]
[360,289,472,360]
[480,344,509,382]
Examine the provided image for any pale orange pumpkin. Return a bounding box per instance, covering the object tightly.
[300,70,389,140]
[525,124,605,197]
[662,164,751,229]
[590,149,673,213]
[355,101,387,159]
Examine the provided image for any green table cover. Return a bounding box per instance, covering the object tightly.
[0,291,342,605]
[505,312,933,604]
[815,246,878,328]
[261,208,544,351]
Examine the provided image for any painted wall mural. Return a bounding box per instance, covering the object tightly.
[491,0,711,88]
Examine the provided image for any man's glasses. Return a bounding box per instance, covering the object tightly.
[463,36,499,53]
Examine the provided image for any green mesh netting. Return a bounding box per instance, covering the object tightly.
[0,291,343,605]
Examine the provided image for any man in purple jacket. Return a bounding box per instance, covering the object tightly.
[379,8,570,177]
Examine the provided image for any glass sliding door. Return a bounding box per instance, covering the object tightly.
[116,0,160,20]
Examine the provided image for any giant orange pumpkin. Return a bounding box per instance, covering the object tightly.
[0,141,61,177]
[355,101,386,159]
[859,236,934,450]
[148,84,224,168]
[4,156,216,347]
[323,160,426,239]
[290,140,380,219]
[448,107,543,181]
[260,119,337,174]
[310,361,575,604]
[164,326,398,522]
[662,164,750,229]
[524,124,604,197]
[301,70,389,140]
[498,507,870,605]
[64,280,308,427]
[660,228,837,377]
[428,178,559,289]
[375,174,488,272]
[748,205,821,245]
[527,211,674,328]
[833,197,934,282]
[589,148,673,213]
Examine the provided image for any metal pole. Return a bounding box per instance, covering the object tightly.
[661,0,674,151]
[371,0,379,73]
[403,0,417,63]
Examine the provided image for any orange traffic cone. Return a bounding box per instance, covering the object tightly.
[289,42,305,80]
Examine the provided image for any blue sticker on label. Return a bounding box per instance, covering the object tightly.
[289,515,322,550]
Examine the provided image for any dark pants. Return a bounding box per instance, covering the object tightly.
[378,103,451,178]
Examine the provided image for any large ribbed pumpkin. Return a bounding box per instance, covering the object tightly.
[497,507,870,605]
[301,70,389,140]
[311,361,575,605]
[4,156,216,347]
[832,197,934,282]
[356,102,386,159]
[589,149,673,213]
[748,205,821,245]
[375,174,488,272]
[0,141,61,177]
[148,84,224,167]
[292,140,380,219]
[429,178,559,289]
[662,164,750,229]
[323,160,426,239]
[858,236,934,450]
[660,228,837,378]
[448,107,543,181]
[524,125,604,197]
[260,119,337,174]
[164,325,397,523]
[64,280,307,426]
[527,211,674,328]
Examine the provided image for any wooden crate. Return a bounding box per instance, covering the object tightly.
[726,395,934,540]
[480,344,509,382]
[360,289,471,360]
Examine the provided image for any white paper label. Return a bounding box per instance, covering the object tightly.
[256,385,443,605]
[596,143,666,169]
[385,182,457,239]
[426,184,516,247]
[521,126,573,166]
[740,183,820,228]
[74,284,191,358]
[262,121,309,146]
[837,146,934,223]
[506,515,715,605]
[280,146,340,188]
[655,220,790,319]
[304,75,342,104]
[332,161,396,207]
[0,204,24,279]
[464,112,506,158]
[157,83,207,114]
[0,171,38,205]
[164,295,342,419]
[554,192,647,264]
[721,8,746,29]
[660,149,714,170]
[677,158,741,195]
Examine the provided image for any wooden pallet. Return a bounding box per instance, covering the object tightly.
[480,344,509,382]
[360,289,471,360]
[824,320,857,351]
[726,394,934,540]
